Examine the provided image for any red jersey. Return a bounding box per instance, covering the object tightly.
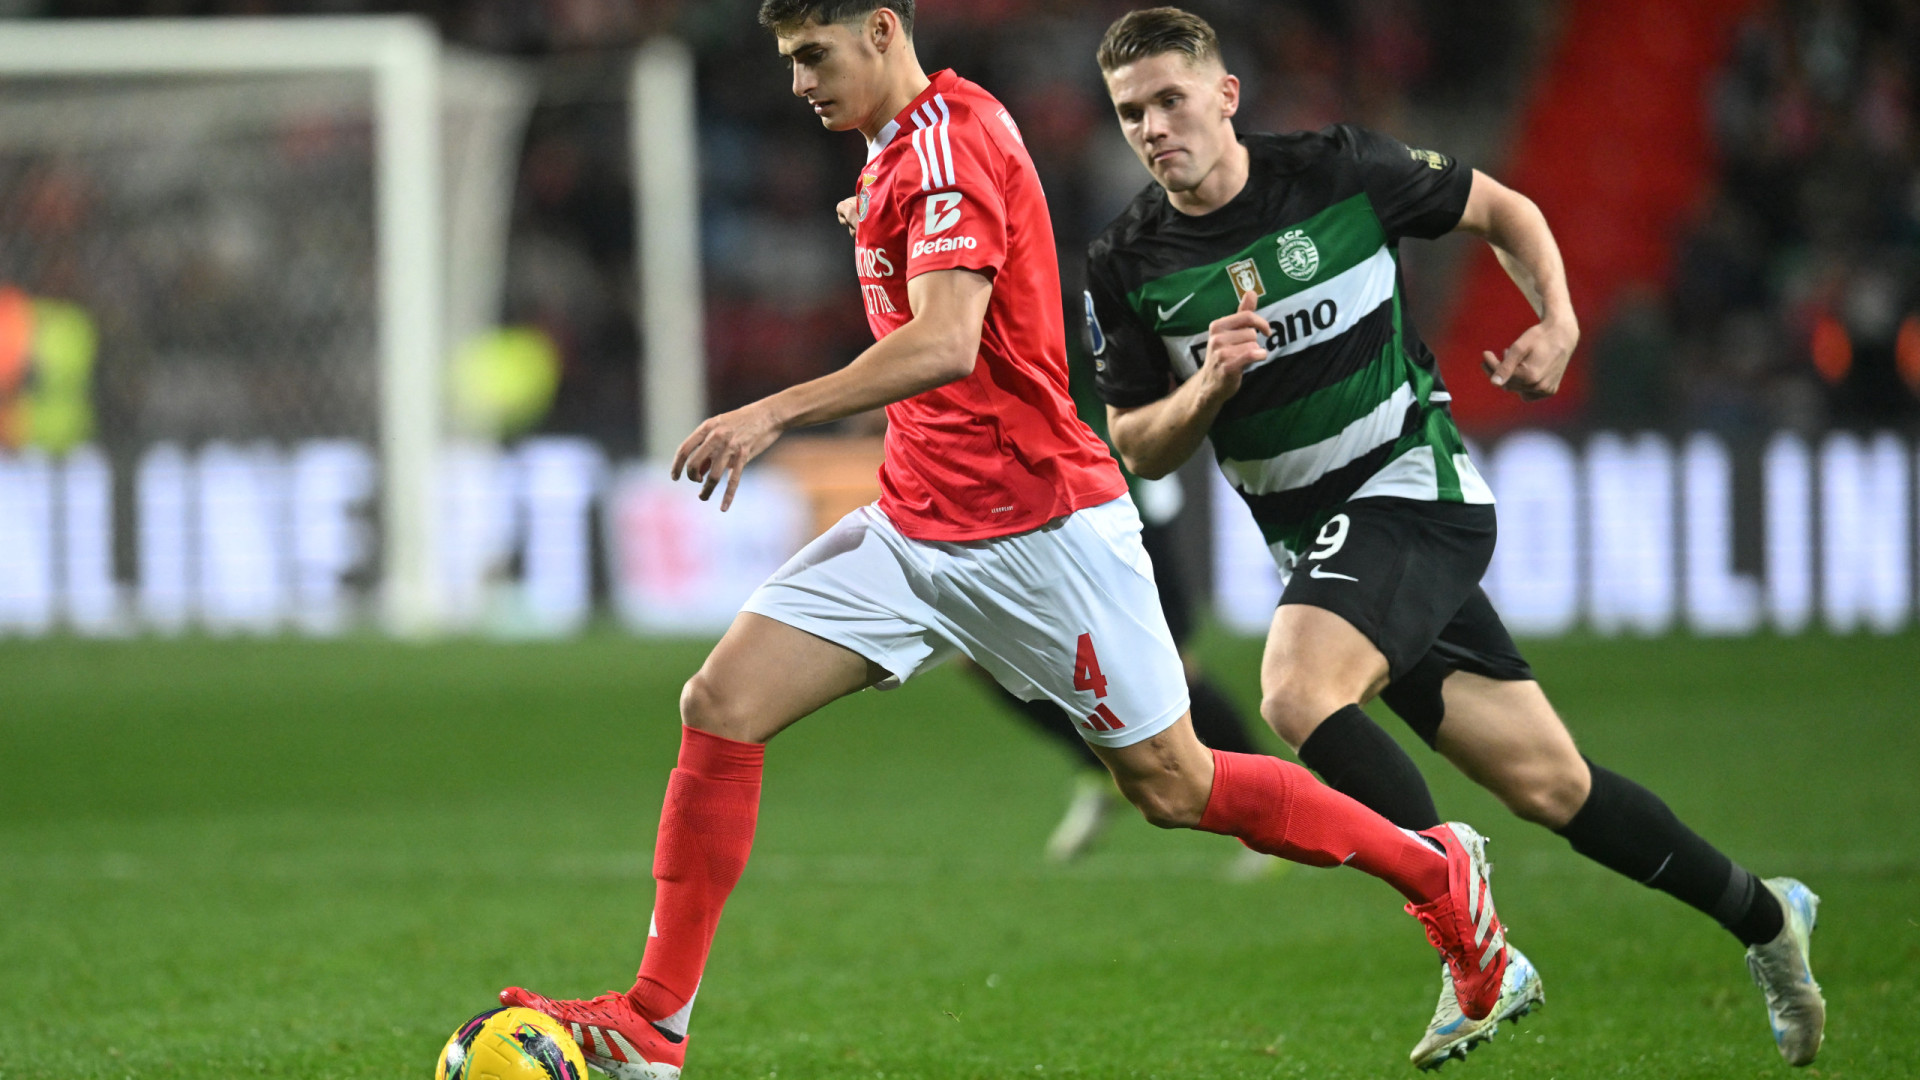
[851,70,1127,541]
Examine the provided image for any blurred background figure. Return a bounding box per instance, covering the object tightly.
[0,285,98,455]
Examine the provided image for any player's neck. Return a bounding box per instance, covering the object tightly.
[859,59,932,142]
[1168,134,1250,216]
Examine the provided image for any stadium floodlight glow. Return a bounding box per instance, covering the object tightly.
[1764,433,1815,633]
[1587,432,1675,635]
[0,455,54,635]
[1820,432,1911,633]
[1486,431,1581,636]
[1683,433,1762,635]
[0,17,446,634]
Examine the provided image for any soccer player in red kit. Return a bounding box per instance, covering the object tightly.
[499,4,1520,1076]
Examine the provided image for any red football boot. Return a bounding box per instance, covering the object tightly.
[1403,822,1510,1021]
[499,986,685,1080]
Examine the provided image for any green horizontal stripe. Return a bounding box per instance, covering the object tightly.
[1210,320,1409,461]
[1128,193,1387,337]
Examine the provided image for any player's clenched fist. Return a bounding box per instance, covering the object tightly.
[672,403,783,511]
[1482,316,1577,402]
[835,195,859,237]
[1200,290,1271,402]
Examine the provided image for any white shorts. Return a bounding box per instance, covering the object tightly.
[741,496,1189,749]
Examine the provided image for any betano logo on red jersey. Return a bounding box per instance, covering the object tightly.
[911,235,977,258]
[925,191,964,234]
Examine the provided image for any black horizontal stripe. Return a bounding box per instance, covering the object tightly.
[1213,295,1397,427]
[1230,401,1424,548]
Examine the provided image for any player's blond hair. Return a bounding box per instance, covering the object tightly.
[1096,7,1221,73]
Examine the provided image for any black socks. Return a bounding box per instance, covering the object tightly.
[1556,759,1784,946]
[1295,704,1442,830]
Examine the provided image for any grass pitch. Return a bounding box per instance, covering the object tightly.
[3,631,1917,1079]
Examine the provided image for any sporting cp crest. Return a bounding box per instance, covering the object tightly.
[1226,257,1266,303]
[1276,229,1319,281]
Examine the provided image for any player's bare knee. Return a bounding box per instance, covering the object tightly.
[679,670,752,740]
[1500,760,1590,829]
[1259,681,1326,750]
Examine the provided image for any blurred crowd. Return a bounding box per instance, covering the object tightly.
[1596,0,1920,434]
[688,0,1535,420]
[10,0,1916,446]
[0,71,383,452]
[22,0,1533,445]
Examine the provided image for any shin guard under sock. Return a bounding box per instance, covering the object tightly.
[1197,749,1447,903]
[1555,758,1783,946]
[628,726,765,1026]
[1296,704,1442,830]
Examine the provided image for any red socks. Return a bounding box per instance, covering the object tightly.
[1197,749,1448,904]
[621,737,1441,1026]
[627,726,764,1023]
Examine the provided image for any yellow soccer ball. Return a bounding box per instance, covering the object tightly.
[437,1006,587,1080]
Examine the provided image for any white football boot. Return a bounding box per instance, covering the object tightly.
[1409,943,1544,1070]
[1746,877,1825,1066]
[1044,771,1121,862]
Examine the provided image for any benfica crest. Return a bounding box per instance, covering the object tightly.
[856,171,878,223]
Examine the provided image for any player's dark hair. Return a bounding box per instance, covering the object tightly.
[1096,7,1221,73]
[758,0,914,36]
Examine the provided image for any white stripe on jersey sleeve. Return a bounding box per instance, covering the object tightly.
[913,101,950,188]
[909,127,933,191]
[934,94,956,188]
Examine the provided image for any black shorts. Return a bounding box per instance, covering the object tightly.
[1278,497,1533,687]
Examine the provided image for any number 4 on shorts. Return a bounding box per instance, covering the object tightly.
[1073,633,1126,732]
[1073,632,1109,697]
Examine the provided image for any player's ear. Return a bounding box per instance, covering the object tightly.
[869,8,896,53]
[1218,73,1241,120]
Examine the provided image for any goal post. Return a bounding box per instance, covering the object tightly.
[631,36,705,462]
[0,17,532,636]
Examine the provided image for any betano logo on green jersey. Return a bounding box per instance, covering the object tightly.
[1163,247,1396,378]
[1125,192,1401,431]
[1120,191,1492,563]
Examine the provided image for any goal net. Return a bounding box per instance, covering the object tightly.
[0,18,533,636]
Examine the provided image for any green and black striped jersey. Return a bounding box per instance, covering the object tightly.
[1084,126,1494,572]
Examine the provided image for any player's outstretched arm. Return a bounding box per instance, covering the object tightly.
[1107,290,1268,479]
[1453,170,1579,400]
[673,267,991,510]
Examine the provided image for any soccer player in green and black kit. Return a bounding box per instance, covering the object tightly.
[1082,8,1825,1070]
